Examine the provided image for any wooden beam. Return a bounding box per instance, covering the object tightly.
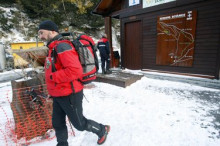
[105,17,115,67]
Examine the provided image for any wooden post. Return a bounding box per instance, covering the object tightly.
[105,17,115,67]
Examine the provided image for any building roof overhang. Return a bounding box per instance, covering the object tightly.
[92,0,122,18]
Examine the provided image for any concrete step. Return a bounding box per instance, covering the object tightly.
[96,71,143,88]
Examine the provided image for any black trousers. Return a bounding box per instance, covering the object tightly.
[101,56,110,71]
[52,90,105,145]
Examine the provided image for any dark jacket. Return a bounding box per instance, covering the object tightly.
[45,35,83,97]
[97,38,110,59]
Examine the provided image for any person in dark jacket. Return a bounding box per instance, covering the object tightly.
[38,20,110,146]
[97,34,112,74]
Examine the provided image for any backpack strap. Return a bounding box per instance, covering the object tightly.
[51,47,57,72]
[50,40,72,72]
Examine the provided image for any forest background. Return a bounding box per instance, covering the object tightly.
[0,0,120,48]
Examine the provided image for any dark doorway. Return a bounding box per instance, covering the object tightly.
[124,21,142,69]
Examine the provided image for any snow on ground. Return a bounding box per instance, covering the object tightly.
[0,68,35,83]
[0,70,220,146]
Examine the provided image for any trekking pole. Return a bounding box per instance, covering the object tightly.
[67,118,75,136]
[83,94,89,103]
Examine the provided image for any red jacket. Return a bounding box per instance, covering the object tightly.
[45,35,83,97]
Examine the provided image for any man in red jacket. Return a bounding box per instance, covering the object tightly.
[38,20,110,146]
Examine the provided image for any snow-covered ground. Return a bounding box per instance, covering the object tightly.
[0,70,220,146]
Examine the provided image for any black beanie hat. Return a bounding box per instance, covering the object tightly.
[38,20,59,32]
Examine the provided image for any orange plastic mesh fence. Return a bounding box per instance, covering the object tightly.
[11,84,53,141]
[0,84,75,145]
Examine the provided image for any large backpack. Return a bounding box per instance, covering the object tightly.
[52,33,99,84]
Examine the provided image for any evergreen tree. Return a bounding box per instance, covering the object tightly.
[0,0,16,4]
[64,0,104,29]
[17,0,65,26]
[17,0,104,30]
[0,9,13,32]
[0,0,106,39]
[66,0,94,14]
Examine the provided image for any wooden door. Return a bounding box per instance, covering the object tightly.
[124,21,142,69]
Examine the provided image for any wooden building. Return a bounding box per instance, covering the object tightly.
[93,0,220,79]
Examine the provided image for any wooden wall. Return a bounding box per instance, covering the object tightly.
[119,0,220,79]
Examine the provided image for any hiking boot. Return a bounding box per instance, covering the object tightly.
[105,70,112,74]
[97,125,110,145]
[102,68,106,74]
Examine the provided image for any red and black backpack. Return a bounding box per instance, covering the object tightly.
[52,33,99,84]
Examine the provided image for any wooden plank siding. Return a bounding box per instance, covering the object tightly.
[119,0,220,79]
